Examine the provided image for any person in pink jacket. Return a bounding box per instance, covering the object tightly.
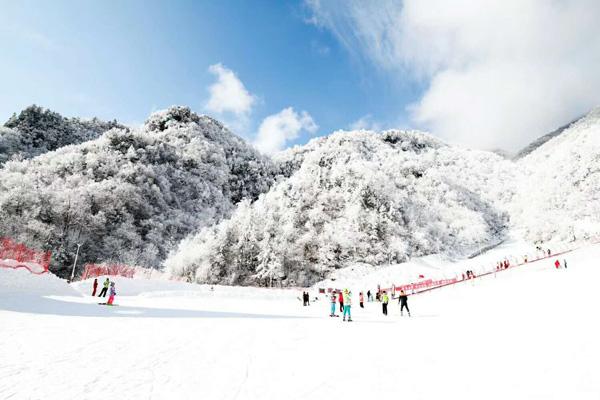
[359,292,364,308]
[106,282,117,305]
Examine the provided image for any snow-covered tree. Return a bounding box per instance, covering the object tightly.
[0,105,122,165]
[511,108,600,242]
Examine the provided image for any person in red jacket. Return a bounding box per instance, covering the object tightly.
[555,259,561,269]
[339,290,344,313]
[91,278,98,296]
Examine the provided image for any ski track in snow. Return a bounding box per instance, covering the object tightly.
[1,244,600,399]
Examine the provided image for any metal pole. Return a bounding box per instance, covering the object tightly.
[70,243,82,282]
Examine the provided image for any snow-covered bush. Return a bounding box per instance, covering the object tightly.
[166,129,514,286]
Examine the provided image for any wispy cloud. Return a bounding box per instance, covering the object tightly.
[348,114,382,131]
[306,0,600,151]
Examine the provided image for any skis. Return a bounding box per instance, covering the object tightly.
[98,303,118,306]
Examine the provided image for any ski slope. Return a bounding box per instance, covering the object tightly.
[1,243,599,400]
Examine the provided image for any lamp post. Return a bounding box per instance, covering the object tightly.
[70,243,82,282]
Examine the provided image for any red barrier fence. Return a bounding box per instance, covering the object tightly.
[81,263,136,279]
[328,240,599,298]
[0,237,51,274]
[387,243,583,296]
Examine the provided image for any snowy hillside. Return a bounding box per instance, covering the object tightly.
[166,129,516,286]
[0,105,123,165]
[0,106,276,276]
[512,108,600,242]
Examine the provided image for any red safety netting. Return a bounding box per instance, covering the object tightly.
[0,237,51,274]
[81,263,136,280]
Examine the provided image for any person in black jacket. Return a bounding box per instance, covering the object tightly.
[398,289,410,317]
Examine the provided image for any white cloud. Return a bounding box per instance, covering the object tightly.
[348,114,382,131]
[205,63,256,116]
[254,107,318,154]
[306,0,600,151]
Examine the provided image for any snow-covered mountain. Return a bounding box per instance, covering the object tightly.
[0,105,123,165]
[0,106,276,276]
[512,107,600,242]
[2,103,597,284]
[166,129,516,286]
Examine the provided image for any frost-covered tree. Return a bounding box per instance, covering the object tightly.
[0,106,277,276]
[511,108,600,242]
[166,129,515,286]
[0,105,123,165]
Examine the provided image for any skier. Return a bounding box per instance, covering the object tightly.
[342,289,352,322]
[367,290,372,302]
[330,291,338,317]
[106,282,117,305]
[91,278,98,296]
[359,292,364,308]
[564,259,568,269]
[555,259,561,269]
[382,291,389,316]
[98,278,110,297]
[398,289,410,317]
[339,289,344,312]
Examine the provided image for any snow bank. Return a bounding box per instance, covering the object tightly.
[0,259,47,274]
[0,268,80,297]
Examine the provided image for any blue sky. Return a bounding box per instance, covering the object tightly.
[0,0,420,151]
[2,0,598,152]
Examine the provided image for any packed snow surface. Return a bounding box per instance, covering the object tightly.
[1,243,599,399]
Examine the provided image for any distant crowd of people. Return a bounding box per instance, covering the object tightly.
[325,287,411,321]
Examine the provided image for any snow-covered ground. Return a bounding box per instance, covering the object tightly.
[1,242,599,399]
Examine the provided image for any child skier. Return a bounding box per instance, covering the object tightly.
[330,291,337,317]
[342,289,352,322]
[399,290,410,317]
[98,278,110,297]
[359,292,364,308]
[339,290,344,313]
[107,282,117,305]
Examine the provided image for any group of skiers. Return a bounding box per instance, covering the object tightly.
[302,291,310,306]
[380,290,411,317]
[554,259,567,269]
[535,246,552,257]
[496,259,510,271]
[92,278,117,305]
[329,289,353,321]
[463,270,477,280]
[329,288,410,321]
